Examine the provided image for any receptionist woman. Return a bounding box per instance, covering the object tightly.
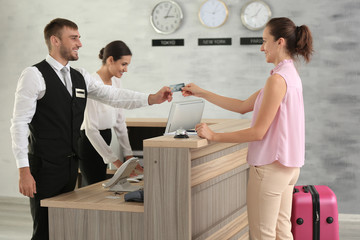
[79,40,143,185]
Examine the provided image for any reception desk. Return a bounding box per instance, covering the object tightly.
[41,118,251,240]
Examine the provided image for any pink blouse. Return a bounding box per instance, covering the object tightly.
[247,59,305,167]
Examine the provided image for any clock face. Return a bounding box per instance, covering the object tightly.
[199,0,229,28]
[150,1,183,34]
[241,0,272,31]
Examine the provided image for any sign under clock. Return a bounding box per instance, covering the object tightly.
[150,1,183,34]
[152,39,184,47]
[199,0,229,28]
[241,0,272,31]
[198,38,232,46]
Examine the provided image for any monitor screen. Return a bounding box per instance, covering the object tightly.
[165,99,205,133]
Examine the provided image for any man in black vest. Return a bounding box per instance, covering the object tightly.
[10,18,172,240]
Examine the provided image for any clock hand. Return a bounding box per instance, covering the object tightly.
[251,8,261,18]
[165,5,172,18]
[212,3,220,14]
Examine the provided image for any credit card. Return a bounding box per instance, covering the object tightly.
[169,83,185,92]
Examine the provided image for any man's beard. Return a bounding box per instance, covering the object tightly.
[59,45,78,61]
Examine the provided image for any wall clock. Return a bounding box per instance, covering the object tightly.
[240,0,271,31]
[150,1,183,34]
[199,0,229,28]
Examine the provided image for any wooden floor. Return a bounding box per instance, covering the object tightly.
[0,197,359,240]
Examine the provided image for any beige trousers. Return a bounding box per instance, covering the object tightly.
[247,161,300,240]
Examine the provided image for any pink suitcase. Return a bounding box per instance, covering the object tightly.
[291,185,339,240]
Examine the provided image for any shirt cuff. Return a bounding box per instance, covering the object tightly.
[104,156,118,164]
[144,93,150,106]
[17,158,30,168]
[123,149,133,157]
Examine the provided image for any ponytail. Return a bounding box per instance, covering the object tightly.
[98,48,105,60]
[266,17,314,63]
[295,25,313,63]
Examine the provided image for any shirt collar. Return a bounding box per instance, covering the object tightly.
[45,54,70,72]
[270,59,293,75]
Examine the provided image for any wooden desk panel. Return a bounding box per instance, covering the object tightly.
[144,119,251,240]
[42,182,145,240]
[48,208,144,240]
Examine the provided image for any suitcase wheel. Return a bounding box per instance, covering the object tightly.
[296,218,304,225]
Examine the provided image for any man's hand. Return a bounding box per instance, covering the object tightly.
[19,167,36,198]
[148,86,173,105]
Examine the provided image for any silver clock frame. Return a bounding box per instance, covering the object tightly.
[240,0,272,31]
[150,0,184,35]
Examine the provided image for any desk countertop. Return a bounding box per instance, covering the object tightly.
[125,118,234,127]
[41,181,144,213]
[143,119,251,148]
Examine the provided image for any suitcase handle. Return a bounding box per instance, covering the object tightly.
[303,185,310,193]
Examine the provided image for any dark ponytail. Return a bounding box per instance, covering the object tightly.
[295,25,313,63]
[266,17,314,63]
[99,40,132,65]
[98,48,105,60]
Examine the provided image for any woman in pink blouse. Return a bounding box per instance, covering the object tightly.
[182,17,313,239]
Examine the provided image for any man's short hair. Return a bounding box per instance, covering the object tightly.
[44,18,78,51]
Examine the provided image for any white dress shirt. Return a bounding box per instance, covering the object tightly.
[10,55,149,168]
[81,73,133,164]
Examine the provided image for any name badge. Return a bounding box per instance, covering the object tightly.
[75,88,85,98]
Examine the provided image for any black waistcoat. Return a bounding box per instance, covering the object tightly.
[28,60,87,162]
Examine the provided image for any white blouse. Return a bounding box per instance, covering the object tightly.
[81,73,133,163]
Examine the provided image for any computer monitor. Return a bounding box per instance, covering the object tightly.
[164,99,205,133]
